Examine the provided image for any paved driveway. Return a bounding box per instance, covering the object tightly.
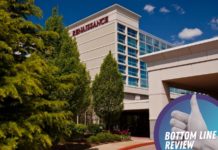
[132,145,156,150]
[88,137,154,150]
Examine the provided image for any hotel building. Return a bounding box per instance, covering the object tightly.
[67,4,178,137]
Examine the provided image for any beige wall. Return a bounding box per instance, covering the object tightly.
[68,5,148,112]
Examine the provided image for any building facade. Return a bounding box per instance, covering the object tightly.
[67,4,173,137]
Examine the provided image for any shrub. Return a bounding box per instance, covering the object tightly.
[72,124,88,139]
[87,135,99,144]
[87,132,125,144]
[87,124,103,135]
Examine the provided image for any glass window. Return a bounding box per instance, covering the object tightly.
[128,77,138,86]
[128,37,137,48]
[118,65,126,74]
[140,61,146,70]
[118,23,125,33]
[128,28,137,38]
[140,42,146,55]
[146,36,152,45]
[154,47,160,52]
[140,70,147,79]
[161,43,166,50]
[146,44,153,53]
[140,79,148,88]
[128,48,137,57]
[139,33,146,42]
[128,67,138,76]
[128,57,137,67]
[167,45,172,48]
[118,54,125,64]
[118,33,125,44]
[122,76,126,84]
[153,39,160,47]
[118,44,125,54]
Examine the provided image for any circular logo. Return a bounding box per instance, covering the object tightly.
[154,94,218,150]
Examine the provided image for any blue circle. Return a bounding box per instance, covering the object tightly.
[154,94,218,150]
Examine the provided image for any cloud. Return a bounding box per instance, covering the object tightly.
[178,28,203,40]
[159,7,170,14]
[144,4,155,13]
[172,4,185,15]
[209,17,218,30]
[170,35,185,46]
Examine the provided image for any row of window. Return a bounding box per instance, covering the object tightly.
[140,33,171,49]
[118,33,138,48]
[118,23,137,38]
[118,23,171,50]
[118,65,147,78]
[118,44,137,57]
[140,42,166,55]
[118,54,138,67]
[127,77,148,88]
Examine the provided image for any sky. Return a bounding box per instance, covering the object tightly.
[32,0,218,45]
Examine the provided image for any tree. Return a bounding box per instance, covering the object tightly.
[0,1,73,149]
[45,7,91,121]
[92,51,124,130]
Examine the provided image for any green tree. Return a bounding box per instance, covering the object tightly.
[45,7,91,120]
[0,1,73,149]
[92,51,124,130]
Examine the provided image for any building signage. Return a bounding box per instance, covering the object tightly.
[72,16,109,36]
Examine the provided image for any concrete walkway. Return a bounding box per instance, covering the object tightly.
[131,145,155,150]
[88,137,155,150]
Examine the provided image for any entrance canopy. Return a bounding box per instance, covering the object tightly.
[140,37,218,138]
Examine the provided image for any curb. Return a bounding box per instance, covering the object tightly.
[118,141,155,150]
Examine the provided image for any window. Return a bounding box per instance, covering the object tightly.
[140,42,146,55]
[128,57,137,67]
[140,79,148,88]
[118,33,125,44]
[122,76,126,84]
[128,28,137,38]
[128,37,137,48]
[140,70,147,79]
[118,65,126,74]
[167,45,172,48]
[146,36,152,45]
[139,33,146,42]
[118,54,125,64]
[140,61,146,70]
[118,44,125,54]
[118,23,125,33]
[146,44,153,53]
[154,47,160,52]
[153,39,159,47]
[128,48,137,57]
[128,67,138,76]
[128,77,138,86]
[161,43,166,50]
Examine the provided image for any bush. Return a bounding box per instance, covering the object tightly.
[72,124,88,139]
[87,135,99,144]
[87,132,126,144]
[87,124,103,135]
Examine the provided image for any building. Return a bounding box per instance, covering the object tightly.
[140,37,218,138]
[67,4,173,137]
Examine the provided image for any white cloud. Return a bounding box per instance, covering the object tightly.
[178,28,203,40]
[170,35,185,46]
[209,17,218,30]
[159,7,170,14]
[144,4,155,13]
[172,4,185,15]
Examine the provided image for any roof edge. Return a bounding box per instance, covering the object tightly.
[140,37,218,61]
[67,4,141,30]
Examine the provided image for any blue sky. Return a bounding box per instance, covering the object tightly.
[32,0,218,45]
